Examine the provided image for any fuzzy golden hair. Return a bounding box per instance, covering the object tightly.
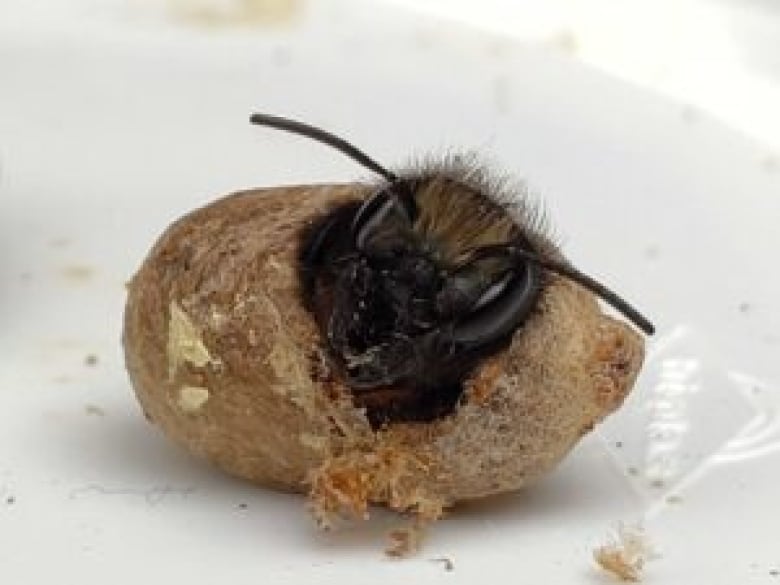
[397,155,554,266]
[412,176,517,264]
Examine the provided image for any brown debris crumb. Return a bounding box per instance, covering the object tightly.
[85,354,99,367]
[60,264,95,283]
[594,524,656,582]
[430,557,454,572]
[387,521,426,558]
[385,498,443,558]
[85,404,106,417]
[6,496,15,505]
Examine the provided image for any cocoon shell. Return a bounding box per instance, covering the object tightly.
[123,184,644,540]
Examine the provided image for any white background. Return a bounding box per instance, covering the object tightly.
[1,1,779,583]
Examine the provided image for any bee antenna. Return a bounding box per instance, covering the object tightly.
[470,245,655,335]
[250,113,398,183]
[522,250,654,335]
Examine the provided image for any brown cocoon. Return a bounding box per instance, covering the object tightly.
[123,184,644,536]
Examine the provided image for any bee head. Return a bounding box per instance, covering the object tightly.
[250,113,654,427]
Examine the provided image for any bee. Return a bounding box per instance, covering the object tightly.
[250,114,654,428]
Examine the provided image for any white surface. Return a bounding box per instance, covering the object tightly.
[1,1,779,583]
[389,0,780,153]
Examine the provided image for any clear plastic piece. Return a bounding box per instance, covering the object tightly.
[598,324,779,512]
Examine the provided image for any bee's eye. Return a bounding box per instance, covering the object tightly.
[435,255,511,319]
[353,187,413,251]
[449,261,541,349]
[435,270,489,318]
[470,272,513,310]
